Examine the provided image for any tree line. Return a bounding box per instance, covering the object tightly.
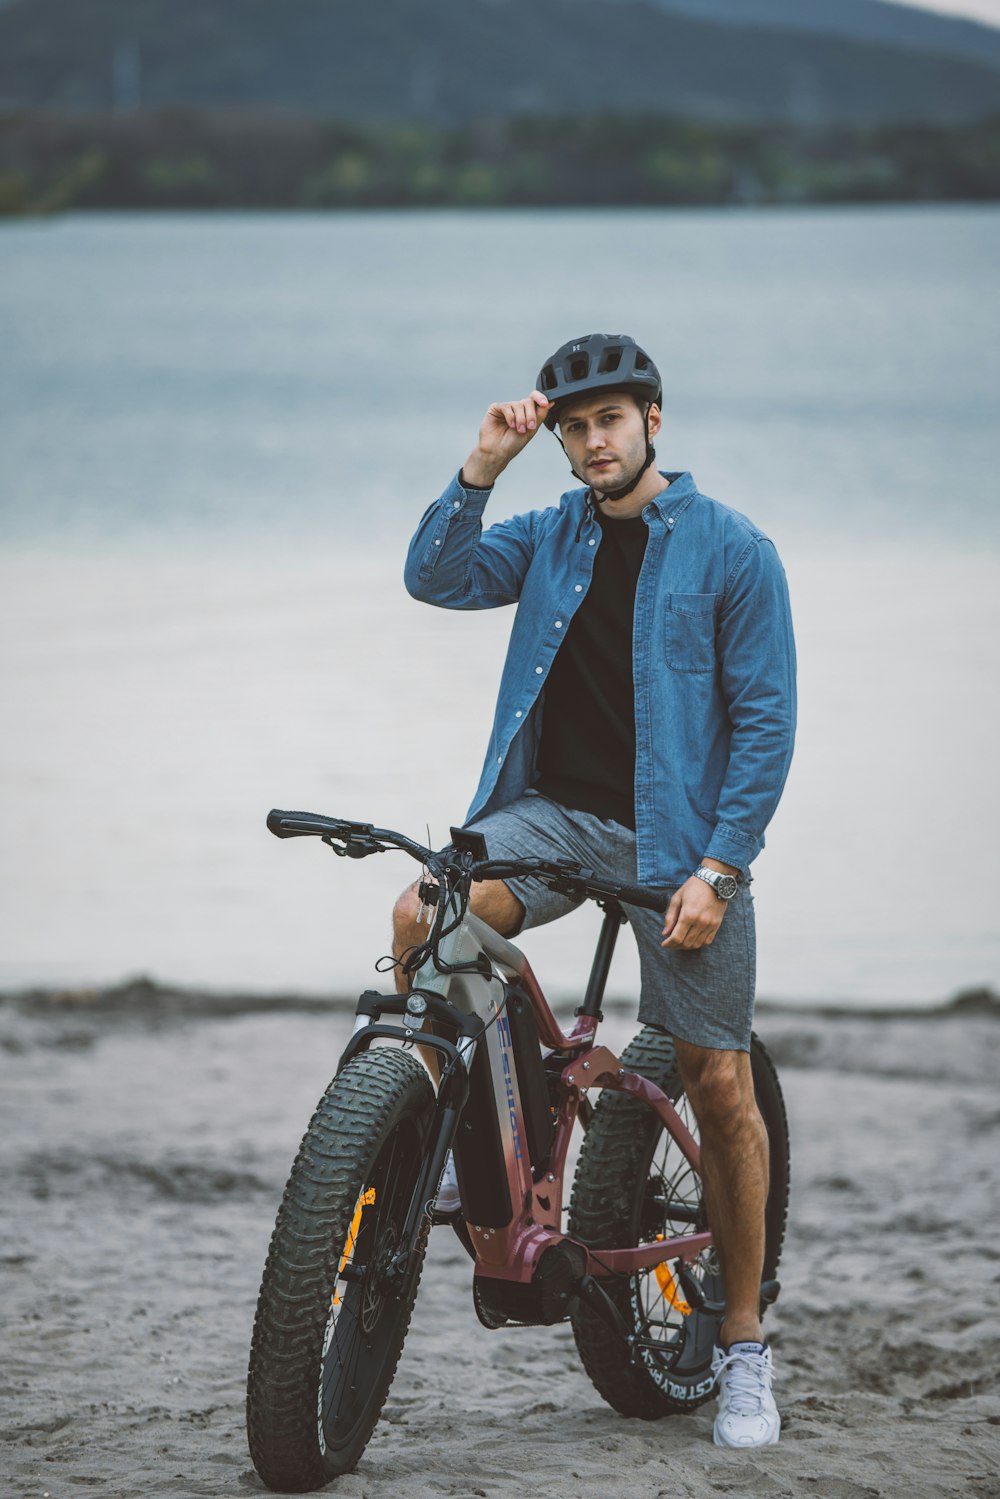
[2,109,998,215]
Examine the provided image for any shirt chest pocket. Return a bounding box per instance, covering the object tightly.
[664,592,719,673]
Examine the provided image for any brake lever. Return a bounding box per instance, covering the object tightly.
[322,833,388,859]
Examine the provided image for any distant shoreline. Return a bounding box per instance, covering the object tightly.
[3,108,999,217]
[2,974,996,1023]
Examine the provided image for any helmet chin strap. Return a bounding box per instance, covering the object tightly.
[555,405,657,503]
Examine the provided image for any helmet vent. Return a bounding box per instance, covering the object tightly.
[536,333,662,429]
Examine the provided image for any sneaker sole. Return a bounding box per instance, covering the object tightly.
[712,1420,780,1449]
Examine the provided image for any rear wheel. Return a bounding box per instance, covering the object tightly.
[568,1028,789,1418]
[246,1049,434,1491]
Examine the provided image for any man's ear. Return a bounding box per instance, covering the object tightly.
[646,402,662,440]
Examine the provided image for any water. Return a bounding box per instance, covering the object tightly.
[2,207,998,1005]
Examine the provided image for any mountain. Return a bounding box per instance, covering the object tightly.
[647,0,1000,71]
[1,0,999,127]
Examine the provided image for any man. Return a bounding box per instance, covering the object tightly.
[395,334,796,1448]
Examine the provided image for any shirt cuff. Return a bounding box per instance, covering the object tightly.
[703,822,758,875]
[458,467,494,493]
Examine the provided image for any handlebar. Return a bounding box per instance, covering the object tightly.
[266,808,670,913]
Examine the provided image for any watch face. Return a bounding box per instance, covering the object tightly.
[717,875,739,899]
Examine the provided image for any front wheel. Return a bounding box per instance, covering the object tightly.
[246,1048,434,1492]
[568,1028,789,1419]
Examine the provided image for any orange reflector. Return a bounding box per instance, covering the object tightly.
[654,1237,692,1315]
[333,1186,376,1306]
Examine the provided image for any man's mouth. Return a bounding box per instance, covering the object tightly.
[589,457,616,469]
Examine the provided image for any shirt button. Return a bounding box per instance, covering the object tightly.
[453,500,461,509]
[574,584,583,593]
[434,539,441,546]
[515,710,522,718]
[588,538,596,546]
[555,619,563,628]
[497,756,502,764]
[535,666,543,675]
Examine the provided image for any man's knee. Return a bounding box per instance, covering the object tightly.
[468,878,525,938]
[393,877,523,943]
[393,881,422,943]
[675,1040,754,1133]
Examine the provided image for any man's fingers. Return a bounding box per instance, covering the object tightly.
[661,890,682,940]
[664,918,705,950]
[529,391,551,426]
[661,899,724,949]
[519,397,547,433]
[662,903,693,949]
[490,394,551,434]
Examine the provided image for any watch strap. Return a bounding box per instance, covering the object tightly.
[693,866,739,899]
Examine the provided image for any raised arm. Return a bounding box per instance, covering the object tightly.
[460,389,552,489]
[404,390,553,609]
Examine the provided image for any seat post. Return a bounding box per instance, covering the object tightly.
[577,901,626,1020]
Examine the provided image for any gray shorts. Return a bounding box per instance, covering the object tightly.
[467,791,756,1053]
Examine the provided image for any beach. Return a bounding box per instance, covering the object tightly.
[2,985,998,1499]
[3,203,999,1499]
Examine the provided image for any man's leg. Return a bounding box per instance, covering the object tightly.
[391,877,524,997]
[672,1038,769,1347]
[673,1037,780,1448]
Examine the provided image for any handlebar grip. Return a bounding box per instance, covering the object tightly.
[608,882,670,913]
[266,809,343,839]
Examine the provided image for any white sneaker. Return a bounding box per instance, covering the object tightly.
[711,1340,780,1448]
[432,1151,461,1215]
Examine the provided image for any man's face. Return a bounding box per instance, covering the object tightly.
[557,391,659,495]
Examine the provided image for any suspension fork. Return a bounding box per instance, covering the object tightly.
[384,1047,471,1291]
[339,989,481,1293]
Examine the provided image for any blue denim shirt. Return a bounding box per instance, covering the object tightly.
[404,470,796,887]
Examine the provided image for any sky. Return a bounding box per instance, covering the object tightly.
[893,0,1000,23]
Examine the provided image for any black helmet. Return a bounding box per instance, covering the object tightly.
[537,334,662,430]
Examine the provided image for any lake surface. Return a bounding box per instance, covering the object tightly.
[1,207,998,1006]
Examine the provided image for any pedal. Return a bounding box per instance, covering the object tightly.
[675,1262,727,1318]
[427,1203,462,1226]
[672,1263,781,1318]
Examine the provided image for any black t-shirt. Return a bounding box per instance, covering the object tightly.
[534,506,648,828]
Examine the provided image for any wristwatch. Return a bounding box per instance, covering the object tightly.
[693,866,740,901]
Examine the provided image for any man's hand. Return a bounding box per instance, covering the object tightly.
[661,860,739,950]
[462,390,552,488]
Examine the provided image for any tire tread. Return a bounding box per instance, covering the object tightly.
[246,1048,433,1492]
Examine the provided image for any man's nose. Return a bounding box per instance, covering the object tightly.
[586,424,606,449]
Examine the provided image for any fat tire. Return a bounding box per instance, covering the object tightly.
[246,1048,434,1492]
[568,1028,789,1419]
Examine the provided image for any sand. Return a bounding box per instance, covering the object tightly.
[1,986,998,1499]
